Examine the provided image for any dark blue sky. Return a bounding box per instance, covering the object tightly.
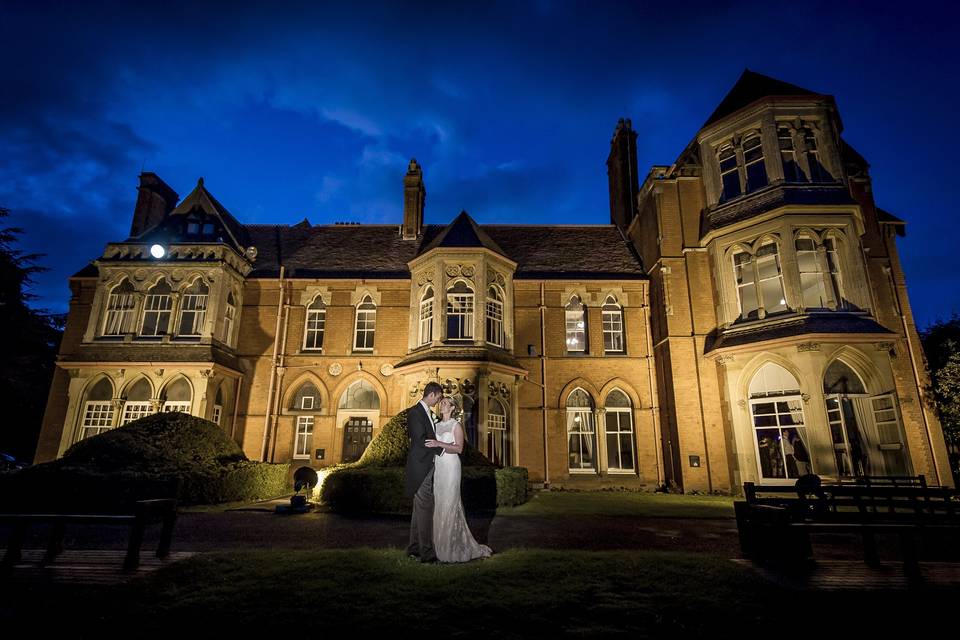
[2,0,958,327]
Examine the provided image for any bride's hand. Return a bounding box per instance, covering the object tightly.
[424,439,442,448]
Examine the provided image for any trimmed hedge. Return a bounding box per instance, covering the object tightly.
[0,412,291,511]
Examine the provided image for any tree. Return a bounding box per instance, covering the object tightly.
[920,315,960,481]
[0,207,64,462]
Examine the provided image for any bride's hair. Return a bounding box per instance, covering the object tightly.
[441,395,462,421]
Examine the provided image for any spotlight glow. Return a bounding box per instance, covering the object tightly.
[150,244,166,258]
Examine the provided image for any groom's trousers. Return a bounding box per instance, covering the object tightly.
[407,466,437,562]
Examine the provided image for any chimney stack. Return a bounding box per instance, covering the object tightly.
[402,158,426,240]
[130,172,179,237]
[607,118,639,230]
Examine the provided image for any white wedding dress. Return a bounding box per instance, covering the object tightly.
[433,419,493,563]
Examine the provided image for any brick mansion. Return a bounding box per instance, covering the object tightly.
[36,70,951,493]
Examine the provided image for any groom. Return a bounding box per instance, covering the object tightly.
[405,381,445,563]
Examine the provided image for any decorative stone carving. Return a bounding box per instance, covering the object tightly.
[380,363,394,377]
[716,355,735,366]
[737,399,747,409]
[797,342,821,352]
[487,268,496,283]
[445,265,460,277]
[416,269,435,286]
[133,269,147,282]
[443,378,459,395]
[875,342,894,352]
[409,382,420,398]
[461,378,476,396]
[155,369,164,378]
[200,369,213,378]
[328,362,342,376]
[461,265,475,278]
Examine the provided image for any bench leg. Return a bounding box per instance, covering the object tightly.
[42,521,66,565]
[156,512,176,560]
[1,521,28,572]
[862,531,880,567]
[124,521,146,571]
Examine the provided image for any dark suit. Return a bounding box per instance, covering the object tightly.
[405,401,443,561]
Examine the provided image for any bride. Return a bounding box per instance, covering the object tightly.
[424,396,493,563]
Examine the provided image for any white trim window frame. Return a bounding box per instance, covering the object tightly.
[565,296,587,353]
[295,415,314,459]
[418,287,434,346]
[602,297,624,354]
[824,236,845,310]
[140,283,172,337]
[446,282,474,342]
[732,250,759,321]
[213,404,223,425]
[604,391,635,473]
[103,282,137,337]
[485,286,504,348]
[486,398,509,467]
[354,296,376,351]
[80,401,114,440]
[796,236,829,310]
[162,401,191,414]
[120,401,154,426]
[750,395,808,482]
[177,288,208,337]
[566,389,596,473]
[303,298,326,351]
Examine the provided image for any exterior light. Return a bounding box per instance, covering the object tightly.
[779,298,786,306]
[150,244,166,259]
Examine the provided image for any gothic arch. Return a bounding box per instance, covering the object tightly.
[119,375,154,399]
[178,274,209,293]
[80,373,116,401]
[557,377,601,408]
[749,233,782,254]
[281,371,330,414]
[737,352,805,402]
[820,345,884,394]
[599,379,642,409]
[331,372,387,411]
[159,374,194,401]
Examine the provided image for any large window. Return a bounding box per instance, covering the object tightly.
[303,297,326,351]
[749,363,809,481]
[79,378,114,441]
[120,378,154,425]
[566,388,596,473]
[140,280,172,337]
[742,134,768,192]
[103,279,136,337]
[565,295,587,353]
[733,242,787,321]
[802,127,829,182]
[339,380,381,410]
[487,398,509,467]
[604,390,635,472]
[446,281,474,341]
[486,285,505,347]
[796,235,830,309]
[295,416,314,459]
[161,378,191,414]
[292,382,320,459]
[778,127,801,182]
[602,296,624,353]
[223,292,236,344]
[719,145,740,201]
[418,287,434,346]
[718,134,767,202]
[354,296,376,351]
[177,279,208,337]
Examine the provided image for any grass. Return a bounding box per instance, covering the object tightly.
[2,548,947,637]
[494,490,735,519]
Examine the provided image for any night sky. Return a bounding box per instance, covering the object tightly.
[2,1,958,327]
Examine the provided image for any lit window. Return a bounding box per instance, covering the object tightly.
[177,279,208,337]
[120,378,154,425]
[303,297,326,350]
[565,295,587,353]
[749,362,809,481]
[718,145,741,201]
[295,416,314,459]
[446,281,474,341]
[796,236,829,309]
[486,398,509,467]
[79,378,114,441]
[602,296,624,353]
[354,295,376,351]
[141,280,172,337]
[485,285,505,347]
[733,242,787,321]
[604,390,635,472]
[103,279,137,337]
[418,287,434,346]
[223,292,237,344]
[566,388,596,473]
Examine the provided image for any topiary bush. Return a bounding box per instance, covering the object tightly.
[0,412,291,512]
[319,408,527,513]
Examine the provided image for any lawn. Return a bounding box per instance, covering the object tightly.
[495,490,735,519]
[1,548,944,636]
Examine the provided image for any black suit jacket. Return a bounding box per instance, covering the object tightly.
[404,402,443,497]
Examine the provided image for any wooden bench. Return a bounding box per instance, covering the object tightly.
[0,498,178,573]
[735,479,960,577]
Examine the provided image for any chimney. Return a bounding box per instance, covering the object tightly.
[607,118,639,230]
[130,172,179,237]
[402,158,426,240]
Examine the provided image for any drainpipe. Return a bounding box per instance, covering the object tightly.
[643,300,664,486]
[260,266,285,462]
[269,292,292,461]
[540,282,550,487]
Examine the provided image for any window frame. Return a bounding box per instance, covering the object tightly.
[445,281,475,342]
[418,287,434,347]
[295,415,314,459]
[140,281,173,337]
[485,285,505,348]
[353,295,376,352]
[565,295,587,354]
[176,280,209,338]
[102,280,137,337]
[601,296,625,354]
[303,297,327,351]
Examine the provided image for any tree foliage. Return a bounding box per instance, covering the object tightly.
[921,315,960,444]
[0,207,64,461]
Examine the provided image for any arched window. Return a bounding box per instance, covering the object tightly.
[121,378,154,425]
[177,279,208,337]
[103,279,136,336]
[446,281,474,341]
[161,378,192,414]
[223,292,237,344]
[565,295,587,353]
[141,280,172,337]
[742,134,768,192]
[602,296,624,353]
[418,287,434,346]
[796,234,830,310]
[486,285,505,347]
[339,380,381,410]
[79,378,114,441]
[354,295,376,351]
[749,363,807,481]
[732,242,787,321]
[604,389,635,472]
[303,296,326,351]
[566,388,596,472]
[213,386,224,426]
[487,398,509,467]
[292,382,320,459]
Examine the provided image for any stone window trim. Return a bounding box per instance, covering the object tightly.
[564,294,588,355]
[302,294,327,352]
[485,284,505,348]
[418,285,435,347]
[601,295,625,355]
[714,128,768,202]
[353,295,377,352]
[792,227,848,312]
[445,279,475,342]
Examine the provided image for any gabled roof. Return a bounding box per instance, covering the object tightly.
[703,69,825,128]
[418,210,509,258]
[163,178,249,249]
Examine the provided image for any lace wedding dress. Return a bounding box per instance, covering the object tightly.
[433,418,493,563]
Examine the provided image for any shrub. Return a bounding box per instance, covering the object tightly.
[495,466,529,507]
[0,412,291,511]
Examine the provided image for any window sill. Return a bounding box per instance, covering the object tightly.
[568,469,598,475]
